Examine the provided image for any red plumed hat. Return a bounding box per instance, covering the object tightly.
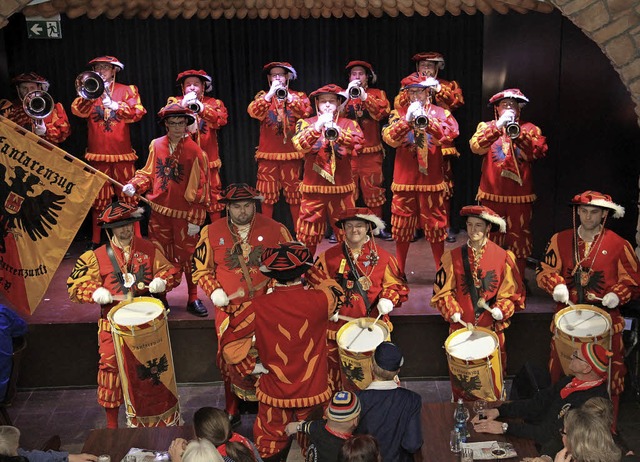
[570,190,625,218]
[345,60,377,84]
[262,62,297,80]
[219,183,264,203]
[335,207,385,235]
[157,103,196,125]
[488,88,529,106]
[411,51,445,69]
[309,84,347,103]
[88,56,124,70]
[176,69,213,92]
[98,202,144,228]
[12,72,49,91]
[460,205,507,233]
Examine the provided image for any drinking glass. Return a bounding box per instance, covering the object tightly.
[473,399,487,420]
[450,430,461,453]
[461,447,474,462]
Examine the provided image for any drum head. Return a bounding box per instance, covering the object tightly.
[447,330,497,361]
[337,321,388,353]
[112,299,164,326]
[557,309,610,338]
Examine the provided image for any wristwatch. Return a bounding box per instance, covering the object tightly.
[502,422,509,434]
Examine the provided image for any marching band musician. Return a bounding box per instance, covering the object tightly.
[0,72,70,145]
[122,103,209,316]
[470,88,548,277]
[342,61,392,240]
[431,205,525,385]
[536,191,640,429]
[71,56,146,250]
[247,61,311,224]
[191,183,292,427]
[292,84,364,256]
[308,207,409,393]
[168,69,228,221]
[67,202,178,429]
[382,74,459,272]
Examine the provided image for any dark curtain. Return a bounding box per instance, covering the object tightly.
[1,13,484,227]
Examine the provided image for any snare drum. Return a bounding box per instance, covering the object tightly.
[553,305,612,375]
[336,318,390,391]
[108,297,180,427]
[445,327,504,402]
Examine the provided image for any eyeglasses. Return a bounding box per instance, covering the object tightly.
[166,121,187,127]
[571,352,589,364]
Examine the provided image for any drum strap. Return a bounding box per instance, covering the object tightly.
[461,245,482,318]
[230,232,266,298]
[106,242,128,296]
[571,232,586,304]
[342,243,373,315]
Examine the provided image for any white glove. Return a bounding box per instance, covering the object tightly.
[33,122,47,136]
[148,277,166,294]
[314,112,334,131]
[252,363,269,375]
[405,101,423,122]
[92,287,113,305]
[552,284,569,304]
[329,312,340,322]
[490,307,504,321]
[211,288,230,307]
[601,292,620,309]
[187,223,200,237]
[347,80,360,90]
[496,110,515,129]
[182,91,198,105]
[122,184,136,197]
[423,77,441,92]
[102,95,118,111]
[377,298,394,316]
[450,312,461,324]
[265,80,282,101]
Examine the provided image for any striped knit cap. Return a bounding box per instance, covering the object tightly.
[580,343,612,377]
[327,391,361,422]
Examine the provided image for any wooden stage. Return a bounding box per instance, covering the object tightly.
[4,235,555,389]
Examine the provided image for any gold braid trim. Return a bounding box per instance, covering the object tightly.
[476,190,537,203]
[300,183,355,194]
[150,202,207,222]
[85,151,138,162]
[391,181,447,192]
[360,144,384,154]
[255,150,305,160]
[209,158,222,168]
[256,387,332,408]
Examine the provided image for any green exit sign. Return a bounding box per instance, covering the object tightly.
[26,15,62,39]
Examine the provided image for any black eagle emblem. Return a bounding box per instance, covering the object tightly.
[155,157,184,191]
[452,373,482,397]
[136,354,169,385]
[461,269,499,298]
[91,105,122,132]
[0,165,65,253]
[342,361,365,383]
[223,245,263,272]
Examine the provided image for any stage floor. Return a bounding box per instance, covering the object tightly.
[4,232,554,324]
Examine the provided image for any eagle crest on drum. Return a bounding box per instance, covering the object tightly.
[342,361,365,383]
[452,373,481,395]
[137,354,169,385]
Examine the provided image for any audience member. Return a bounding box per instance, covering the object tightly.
[178,439,224,462]
[285,391,361,462]
[0,426,96,462]
[355,342,422,462]
[557,408,621,462]
[338,435,382,462]
[0,306,27,402]
[192,407,261,461]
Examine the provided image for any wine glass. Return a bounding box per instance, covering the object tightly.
[473,399,487,420]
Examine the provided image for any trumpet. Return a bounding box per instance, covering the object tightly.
[348,83,363,99]
[187,102,201,112]
[275,87,288,101]
[414,108,429,130]
[505,119,521,139]
[324,123,340,141]
[23,90,54,120]
[75,71,105,100]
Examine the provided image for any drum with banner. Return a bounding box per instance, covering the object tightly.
[445,327,504,402]
[108,297,180,427]
[218,316,258,401]
[336,318,390,391]
[553,304,612,375]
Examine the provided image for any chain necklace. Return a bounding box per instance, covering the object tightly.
[229,213,256,262]
[467,238,487,290]
[571,224,605,286]
[109,233,135,289]
[345,235,378,291]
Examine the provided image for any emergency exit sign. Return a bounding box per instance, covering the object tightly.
[26,15,62,39]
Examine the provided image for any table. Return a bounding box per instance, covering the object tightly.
[82,427,194,462]
[417,402,539,462]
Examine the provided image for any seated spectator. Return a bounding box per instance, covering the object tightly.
[473,343,610,447]
[0,306,27,402]
[181,440,224,462]
[285,391,361,462]
[355,342,422,462]
[168,407,260,462]
[557,407,621,462]
[0,426,96,462]
[338,435,382,462]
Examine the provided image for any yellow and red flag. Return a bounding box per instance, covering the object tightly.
[0,117,106,315]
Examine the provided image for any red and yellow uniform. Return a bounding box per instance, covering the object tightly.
[72,81,146,212]
[167,94,228,215]
[394,78,464,113]
[308,240,408,391]
[342,87,390,211]
[431,239,525,373]
[382,86,459,269]
[3,99,70,145]
[221,279,342,458]
[128,134,208,288]
[470,119,548,263]
[248,89,311,220]
[536,228,640,398]
[293,115,364,250]
[67,237,177,412]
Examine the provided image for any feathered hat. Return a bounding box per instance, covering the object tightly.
[460,205,507,233]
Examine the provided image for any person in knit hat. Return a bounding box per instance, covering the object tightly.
[355,342,423,462]
[221,242,345,460]
[286,391,361,462]
[537,190,640,429]
[431,205,526,386]
[472,345,609,448]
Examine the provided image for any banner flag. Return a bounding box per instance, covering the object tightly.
[0,117,106,314]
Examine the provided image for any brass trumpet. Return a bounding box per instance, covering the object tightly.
[324,123,340,141]
[505,119,521,139]
[75,71,105,100]
[414,106,429,130]
[187,102,201,112]
[275,87,288,101]
[23,90,54,120]
[348,84,363,99]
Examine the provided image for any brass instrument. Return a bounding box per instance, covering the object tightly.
[348,84,363,99]
[325,124,339,141]
[75,71,105,100]
[275,87,288,101]
[414,106,429,130]
[505,118,521,139]
[23,90,54,120]
[187,102,201,112]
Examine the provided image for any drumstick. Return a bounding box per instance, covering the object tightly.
[477,298,492,312]
[228,288,246,300]
[346,316,375,350]
[459,319,475,331]
[586,293,603,302]
[368,312,383,332]
[337,314,357,322]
